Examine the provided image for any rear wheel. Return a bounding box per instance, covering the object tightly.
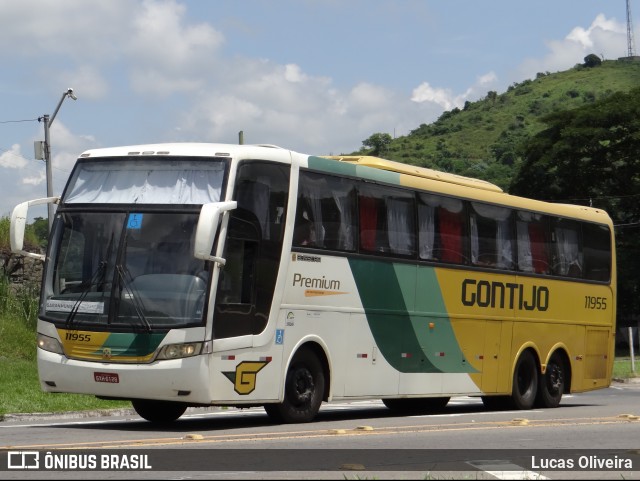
[511,350,538,410]
[264,348,324,423]
[535,352,566,408]
[131,400,187,423]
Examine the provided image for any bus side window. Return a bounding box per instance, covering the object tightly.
[359,195,380,252]
[386,194,415,256]
[358,183,415,257]
[583,223,611,281]
[469,202,514,270]
[294,171,356,251]
[433,197,465,264]
[516,211,551,275]
[551,218,583,278]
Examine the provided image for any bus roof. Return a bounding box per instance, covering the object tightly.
[322,155,504,193]
[320,155,611,226]
[77,142,292,161]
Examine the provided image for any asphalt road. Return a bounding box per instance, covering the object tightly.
[1,380,639,480]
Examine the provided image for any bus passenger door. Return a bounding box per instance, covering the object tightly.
[213,161,290,341]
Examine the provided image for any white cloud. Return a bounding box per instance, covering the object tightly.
[22,171,46,186]
[0,144,29,169]
[410,70,499,112]
[0,1,129,58]
[411,82,456,110]
[127,0,225,96]
[56,66,109,100]
[515,14,625,81]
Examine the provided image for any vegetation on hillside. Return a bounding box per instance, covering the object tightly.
[356,57,640,326]
[357,59,640,190]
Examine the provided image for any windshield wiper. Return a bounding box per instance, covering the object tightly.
[116,264,152,332]
[64,261,107,329]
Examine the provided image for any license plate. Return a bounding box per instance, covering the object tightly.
[94,372,119,383]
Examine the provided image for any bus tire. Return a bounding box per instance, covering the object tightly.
[264,348,324,423]
[535,352,566,408]
[511,350,538,410]
[131,399,187,423]
[382,397,450,413]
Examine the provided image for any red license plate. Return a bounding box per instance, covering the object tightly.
[94,372,119,383]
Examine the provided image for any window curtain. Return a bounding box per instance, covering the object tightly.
[299,178,325,248]
[439,208,463,263]
[554,225,582,276]
[470,203,513,269]
[529,223,548,273]
[333,187,355,251]
[359,196,378,251]
[66,161,224,204]
[418,201,436,260]
[386,198,413,255]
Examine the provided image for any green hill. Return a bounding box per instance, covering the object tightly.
[356,59,640,190]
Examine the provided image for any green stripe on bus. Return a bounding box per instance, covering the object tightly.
[307,156,400,185]
[93,332,166,357]
[349,259,476,374]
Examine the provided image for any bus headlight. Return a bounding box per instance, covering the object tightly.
[156,342,205,360]
[37,333,64,354]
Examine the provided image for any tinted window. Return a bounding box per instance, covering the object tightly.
[358,183,416,257]
[470,202,514,269]
[516,211,551,275]
[583,223,611,281]
[294,171,356,251]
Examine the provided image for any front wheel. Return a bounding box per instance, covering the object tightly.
[131,399,187,423]
[511,350,539,410]
[535,352,566,408]
[264,348,324,423]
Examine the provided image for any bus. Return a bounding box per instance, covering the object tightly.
[10,143,615,423]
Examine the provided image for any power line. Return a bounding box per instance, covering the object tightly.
[0,118,39,124]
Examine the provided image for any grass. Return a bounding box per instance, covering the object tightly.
[0,275,637,417]
[612,356,640,381]
[0,277,128,417]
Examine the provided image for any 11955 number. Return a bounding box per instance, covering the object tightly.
[584,296,607,310]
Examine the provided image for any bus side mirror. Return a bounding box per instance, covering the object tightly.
[10,197,60,261]
[194,201,237,266]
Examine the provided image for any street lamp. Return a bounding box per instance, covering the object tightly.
[40,88,77,232]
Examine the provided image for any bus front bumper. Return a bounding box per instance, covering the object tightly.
[37,348,214,404]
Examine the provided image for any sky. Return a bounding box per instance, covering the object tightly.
[0,0,634,219]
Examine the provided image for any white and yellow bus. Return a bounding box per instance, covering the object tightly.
[11,143,615,423]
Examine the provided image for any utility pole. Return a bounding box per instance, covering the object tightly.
[39,88,77,232]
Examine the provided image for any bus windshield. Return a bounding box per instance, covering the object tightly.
[40,156,230,330]
[43,211,208,330]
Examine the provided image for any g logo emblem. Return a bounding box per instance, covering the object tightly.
[223,360,270,395]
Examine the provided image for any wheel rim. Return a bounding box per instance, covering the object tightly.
[547,362,563,394]
[287,366,315,407]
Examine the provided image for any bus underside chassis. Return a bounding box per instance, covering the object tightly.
[382,397,451,413]
[481,349,567,411]
[264,347,326,423]
[131,399,188,423]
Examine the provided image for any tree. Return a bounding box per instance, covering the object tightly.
[362,133,392,156]
[510,87,640,325]
[583,53,602,68]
